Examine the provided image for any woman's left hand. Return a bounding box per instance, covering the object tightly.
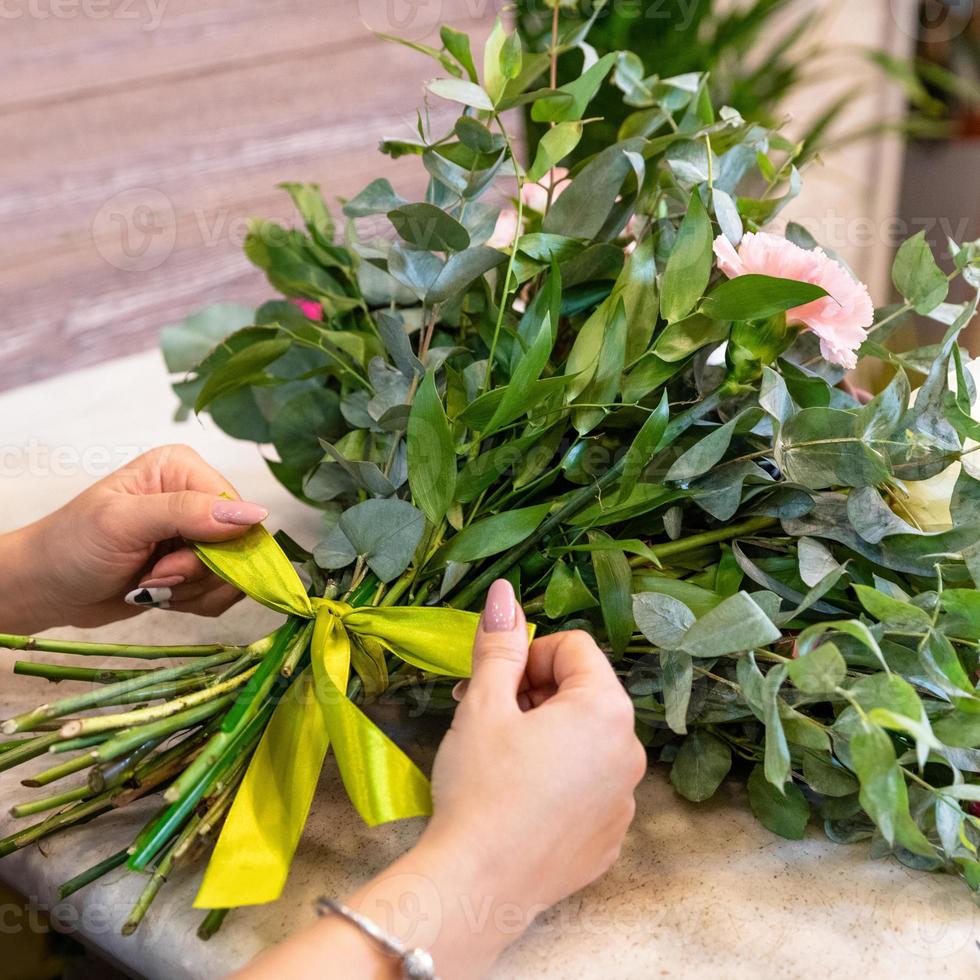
[0,444,269,631]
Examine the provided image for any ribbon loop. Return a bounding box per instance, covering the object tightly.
[190,527,481,909]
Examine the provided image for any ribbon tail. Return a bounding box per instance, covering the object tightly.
[312,608,432,826]
[193,667,328,909]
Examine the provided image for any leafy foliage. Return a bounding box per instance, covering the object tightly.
[161,18,980,897]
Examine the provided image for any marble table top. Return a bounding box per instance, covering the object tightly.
[0,350,977,979]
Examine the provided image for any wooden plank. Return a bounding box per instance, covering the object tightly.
[0,5,496,389]
[0,0,489,107]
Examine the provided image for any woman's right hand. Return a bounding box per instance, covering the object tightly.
[237,579,645,980]
[425,578,647,914]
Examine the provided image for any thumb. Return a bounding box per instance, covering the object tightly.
[466,579,529,706]
[111,491,269,547]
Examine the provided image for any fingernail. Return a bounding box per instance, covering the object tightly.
[452,680,468,702]
[138,575,184,589]
[482,579,516,633]
[212,500,268,525]
[125,587,173,607]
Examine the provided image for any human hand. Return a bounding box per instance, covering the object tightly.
[234,580,645,980]
[425,578,646,912]
[0,444,268,631]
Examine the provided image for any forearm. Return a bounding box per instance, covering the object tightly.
[0,523,52,633]
[234,831,532,980]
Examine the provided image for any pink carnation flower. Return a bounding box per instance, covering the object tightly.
[290,297,322,321]
[712,232,874,370]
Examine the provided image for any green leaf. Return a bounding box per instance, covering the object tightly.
[632,592,695,649]
[747,766,810,839]
[543,561,598,619]
[701,274,828,322]
[665,415,740,483]
[161,303,254,374]
[315,499,425,582]
[279,182,333,241]
[680,592,782,657]
[270,388,342,473]
[483,18,520,105]
[653,313,728,363]
[531,52,616,123]
[572,297,627,433]
[589,530,634,658]
[543,138,644,239]
[389,203,470,252]
[619,391,670,499]
[407,371,456,525]
[776,408,891,489]
[786,642,846,695]
[434,503,550,565]
[440,25,477,82]
[662,650,693,735]
[527,121,584,183]
[849,724,934,855]
[761,664,791,788]
[343,178,408,218]
[892,231,949,315]
[801,750,859,797]
[427,77,494,111]
[661,189,713,323]
[669,731,732,802]
[427,246,508,305]
[853,584,932,631]
[194,336,290,413]
[484,313,555,434]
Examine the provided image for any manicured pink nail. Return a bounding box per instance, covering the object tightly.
[212,500,268,525]
[482,579,516,633]
[452,680,468,702]
[138,575,184,589]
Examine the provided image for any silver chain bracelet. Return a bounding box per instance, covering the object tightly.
[314,896,439,980]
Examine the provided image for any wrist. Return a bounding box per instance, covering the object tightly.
[345,827,538,979]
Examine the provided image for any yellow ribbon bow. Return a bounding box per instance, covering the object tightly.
[190,524,480,909]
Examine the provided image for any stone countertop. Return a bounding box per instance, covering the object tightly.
[0,350,977,979]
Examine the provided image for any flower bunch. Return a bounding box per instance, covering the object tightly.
[3,15,980,938]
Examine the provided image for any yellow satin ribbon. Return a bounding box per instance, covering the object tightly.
[190,524,481,908]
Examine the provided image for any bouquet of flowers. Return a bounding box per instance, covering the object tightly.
[3,13,980,939]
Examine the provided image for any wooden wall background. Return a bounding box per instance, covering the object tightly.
[0,0,495,390]
[3,0,961,393]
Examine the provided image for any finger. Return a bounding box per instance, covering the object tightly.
[124,574,235,609]
[108,490,268,548]
[524,629,620,697]
[116,445,242,497]
[465,579,530,707]
[168,582,244,617]
[138,547,214,588]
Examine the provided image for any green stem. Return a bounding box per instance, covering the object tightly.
[2,649,242,734]
[59,666,258,739]
[628,516,779,565]
[160,621,300,806]
[0,633,241,659]
[10,783,93,818]
[123,814,202,935]
[58,849,128,900]
[13,663,150,683]
[198,908,229,940]
[129,699,271,871]
[0,731,62,773]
